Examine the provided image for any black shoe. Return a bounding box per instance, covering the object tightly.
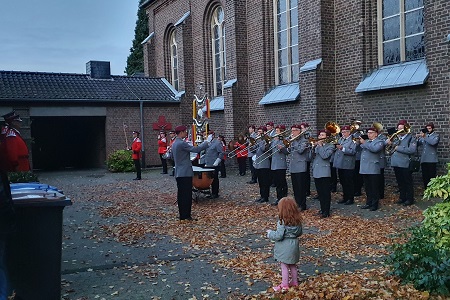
[239,173,246,176]
[369,206,378,211]
[247,180,257,184]
[403,201,414,206]
[259,198,269,203]
[354,192,362,196]
[255,198,263,202]
[180,217,198,221]
[271,200,279,206]
[396,199,406,204]
[133,178,141,180]
[317,210,323,216]
[344,200,354,205]
[270,184,276,188]
[337,199,347,204]
[220,175,226,178]
[208,194,219,199]
[330,189,337,193]
[320,213,330,218]
[360,205,371,209]
[170,174,174,176]
[300,206,307,211]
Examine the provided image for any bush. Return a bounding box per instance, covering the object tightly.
[423,162,450,201]
[8,171,39,183]
[106,150,135,172]
[422,202,450,250]
[387,226,450,295]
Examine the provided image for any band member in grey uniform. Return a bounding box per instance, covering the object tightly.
[203,131,224,199]
[172,125,209,221]
[247,125,258,184]
[300,123,312,196]
[417,122,440,189]
[387,120,417,206]
[270,125,289,206]
[359,127,384,211]
[352,120,363,196]
[312,130,335,218]
[377,129,388,199]
[251,126,271,203]
[334,125,357,205]
[288,124,309,210]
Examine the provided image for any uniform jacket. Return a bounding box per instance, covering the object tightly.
[333,136,356,170]
[267,220,302,264]
[270,139,288,170]
[204,138,224,167]
[390,134,417,168]
[250,140,270,169]
[312,143,334,178]
[247,132,258,157]
[288,137,309,173]
[359,136,384,174]
[3,127,30,172]
[131,137,142,160]
[158,138,167,154]
[172,138,209,178]
[417,131,439,163]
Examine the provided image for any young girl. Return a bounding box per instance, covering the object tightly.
[267,196,303,292]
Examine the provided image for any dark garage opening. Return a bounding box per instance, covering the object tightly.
[31,116,106,170]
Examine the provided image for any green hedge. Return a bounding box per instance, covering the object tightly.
[106,150,135,172]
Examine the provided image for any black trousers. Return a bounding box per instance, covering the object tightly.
[256,168,271,200]
[219,160,226,177]
[305,162,311,196]
[273,169,288,200]
[133,159,141,179]
[248,157,257,182]
[393,167,414,203]
[237,157,247,175]
[338,168,354,202]
[421,162,437,189]
[354,160,363,193]
[379,168,385,199]
[159,154,167,173]
[176,177,193,220]
[291,172,307,209]
[314,177,331,215]
[363,174,380,208]
[210,166,220,195]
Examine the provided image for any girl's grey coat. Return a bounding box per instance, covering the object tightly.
[267,220,303,264]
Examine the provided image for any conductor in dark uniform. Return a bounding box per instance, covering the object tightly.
[172,125,209,221]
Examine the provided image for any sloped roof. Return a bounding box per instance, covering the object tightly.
[0,71,178,103]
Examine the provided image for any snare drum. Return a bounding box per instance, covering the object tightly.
[192,166,215,190]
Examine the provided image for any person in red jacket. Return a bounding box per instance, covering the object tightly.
[234,134,248,176]
[130,131,142,180]
[1,111,30,172]
[157,131,168,174]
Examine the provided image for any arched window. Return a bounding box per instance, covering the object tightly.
[274,0,299,85]
[211,6,226,96]
[169,30,179,91]
[378,0,425,65]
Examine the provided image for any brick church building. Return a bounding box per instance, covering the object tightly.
[141,0,449,171]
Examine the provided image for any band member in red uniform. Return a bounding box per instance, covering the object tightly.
[129,131,142,180]
[157,131,168,174]
[1,111,30,172]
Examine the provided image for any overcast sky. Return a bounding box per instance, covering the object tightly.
[0,0,139,75]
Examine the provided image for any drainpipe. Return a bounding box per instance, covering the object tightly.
[140,101,145,168]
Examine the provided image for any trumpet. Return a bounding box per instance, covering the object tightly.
[385,125,411,155]
[282,128,311,147]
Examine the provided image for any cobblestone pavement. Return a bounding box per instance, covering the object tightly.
[34,168,434,300]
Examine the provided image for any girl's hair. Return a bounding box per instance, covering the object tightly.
[278,197,302,226]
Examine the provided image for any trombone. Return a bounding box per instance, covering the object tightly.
[254,130,292,163]
[308,122,341,148]
[228,133,268,158]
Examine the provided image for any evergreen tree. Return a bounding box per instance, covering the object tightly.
[125,0,149,76]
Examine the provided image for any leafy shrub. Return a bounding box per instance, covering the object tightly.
[422,202,450,250]
[424,162,450,201]
[106,150,134,172]
[8,171,39,183]
[387,225,450,295]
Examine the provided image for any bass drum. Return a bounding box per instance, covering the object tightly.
[192,166,215,190]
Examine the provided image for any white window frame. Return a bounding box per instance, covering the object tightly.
[377,0,425,66]
[273,0,299,85]
[211,6,226,97]
[170,31,179,91]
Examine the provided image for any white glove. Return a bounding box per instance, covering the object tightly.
[207,134,213,143]
[213,158,221,166]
